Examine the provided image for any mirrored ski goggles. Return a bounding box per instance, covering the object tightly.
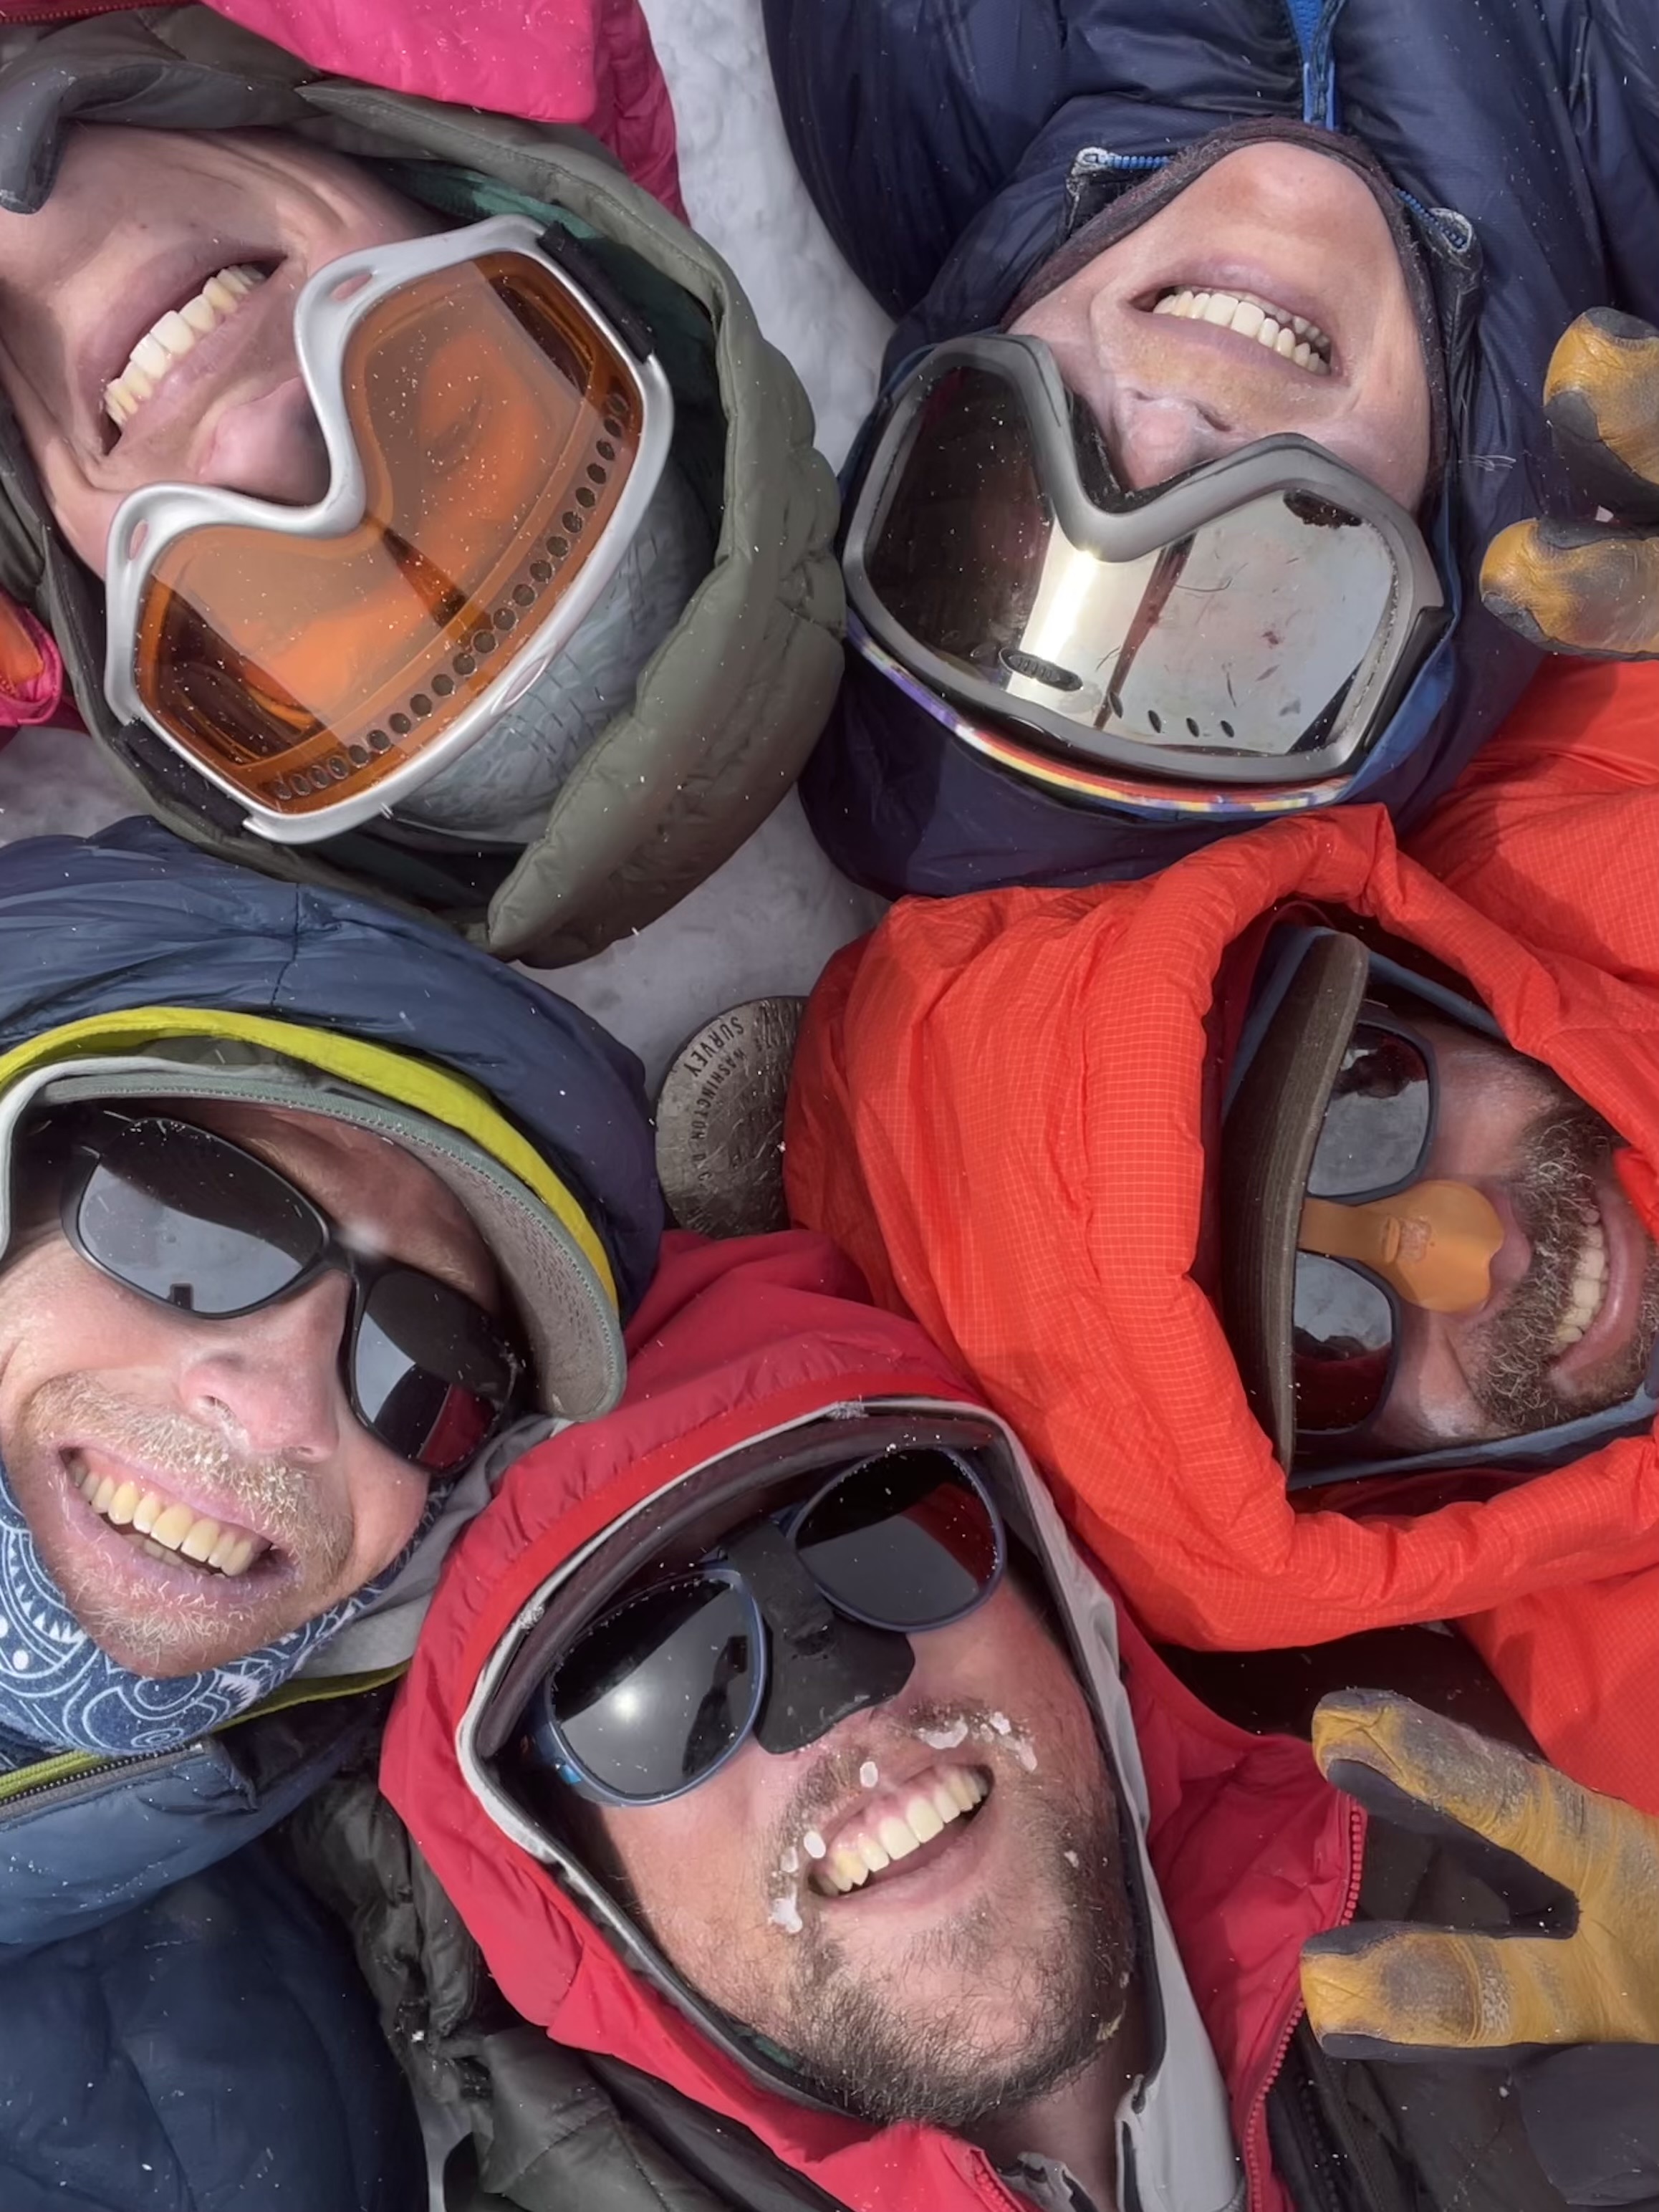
[844,335,1446,788]
[104,215,674,845]
[526,1447,1004,1805]
[31,1110,527,1476]
[1292,1013,1501,1439]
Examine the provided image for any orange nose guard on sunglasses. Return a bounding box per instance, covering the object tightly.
[102,216,674,844]
[1299,1180,1505,1313]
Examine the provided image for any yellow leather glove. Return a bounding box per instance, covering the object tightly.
[1299,1689,1659,2057]
[1481,309,1659,658]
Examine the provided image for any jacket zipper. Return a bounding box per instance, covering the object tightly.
[0,1744,187,1813]
[1241,1799,1366,2208]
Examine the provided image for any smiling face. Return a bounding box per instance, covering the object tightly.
[0,122,438,574]
[1011,143,1432,509]
[591,1577,1138,2131]
[1358,1021,1659,1451]
[0,1100,499,1675]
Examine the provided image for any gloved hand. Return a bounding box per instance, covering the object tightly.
[1481,309,1659,658]
[1299,1689,1659,2057]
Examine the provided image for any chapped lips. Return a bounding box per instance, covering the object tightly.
[808,1759,992,1896]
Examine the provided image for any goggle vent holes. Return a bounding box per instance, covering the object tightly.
[257,377,642,815]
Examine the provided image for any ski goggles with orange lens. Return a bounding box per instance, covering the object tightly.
[103,216,673,845]
[844,335,1446,789]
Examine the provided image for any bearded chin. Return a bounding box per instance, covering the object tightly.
[756,1774,1138,2133]
[1473,1106,1659,1436]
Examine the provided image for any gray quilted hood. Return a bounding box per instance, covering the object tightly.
[0,6,845,963]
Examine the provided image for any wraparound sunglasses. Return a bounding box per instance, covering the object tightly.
[30,1109,526,1478]
[526,1446,1006,1805]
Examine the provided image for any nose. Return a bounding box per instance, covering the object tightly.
[1107,387,1239,490]
[175,1272,351,1461]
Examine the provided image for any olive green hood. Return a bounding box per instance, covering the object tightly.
[0,6,844,963]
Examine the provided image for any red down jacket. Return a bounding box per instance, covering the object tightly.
[382,1233,1354,2212]
[786,658,1659,1816]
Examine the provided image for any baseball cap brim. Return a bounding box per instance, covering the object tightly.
[1219,931,1370,1468]
[0,1015,625,1424]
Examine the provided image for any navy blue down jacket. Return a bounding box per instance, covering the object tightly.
[0,819,662,2209]
[766,0,1659,895]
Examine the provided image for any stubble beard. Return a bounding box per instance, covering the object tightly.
[9,1373,354,1670]
[718,1744,1138,2132]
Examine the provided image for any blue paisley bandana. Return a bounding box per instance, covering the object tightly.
[0,1471,440,1764]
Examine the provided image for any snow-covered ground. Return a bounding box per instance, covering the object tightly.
[0,0,893,1090]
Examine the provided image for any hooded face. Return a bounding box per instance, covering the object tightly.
[0,122,436,573]
[0,1100,499,1675]
[1356,1019,1659,1451]
[590,1575,1140,2135]
[1012,143,1433,509]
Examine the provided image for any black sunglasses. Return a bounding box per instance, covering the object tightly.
[32,1109,526,1477]
[526,1446,1005,1804]
[1293,1010,1437,1441]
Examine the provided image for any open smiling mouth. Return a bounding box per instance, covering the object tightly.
[103,263,270,432]
[1150,286,1332,375]
[1551,1208,1610,1355]
[808,1761,992,1897]
[66,1448,271,1579]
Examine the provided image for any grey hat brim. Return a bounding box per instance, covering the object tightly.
[1219,932,1370,1468]
[1,1052,623,1423]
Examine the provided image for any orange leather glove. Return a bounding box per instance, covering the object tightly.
[1482,309,1659,658]
[1299,1690,1659,2057]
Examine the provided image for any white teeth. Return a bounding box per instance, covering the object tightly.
[877,1815,919,1862]
[1552,1217,1610,1352]
[150,309,198,360]
[905,1792,946,1842]
[103,263,266,428]
[1151,286,1332,373]
[77,1462,260,1577]
[826,1847,867,1893]
[810,1765,992,1895]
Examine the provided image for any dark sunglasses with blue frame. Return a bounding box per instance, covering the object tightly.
[526,1446,1006,1806]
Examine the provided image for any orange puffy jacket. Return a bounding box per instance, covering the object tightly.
[787,659,1659,1814]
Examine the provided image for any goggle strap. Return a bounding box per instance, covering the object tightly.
[534,222,656,364]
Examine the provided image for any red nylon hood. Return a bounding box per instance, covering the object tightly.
[383,1231,1350,2212]
[786,659,1659,1814]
